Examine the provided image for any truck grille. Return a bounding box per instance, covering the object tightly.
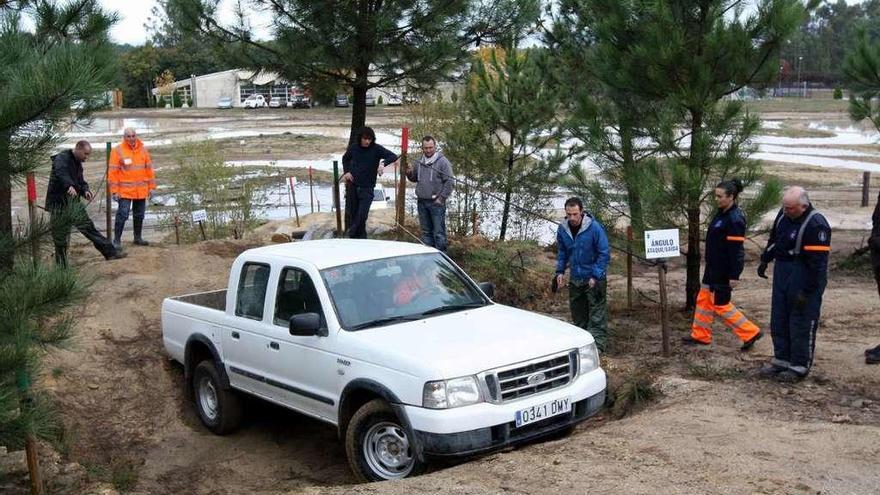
[483,351,577,403]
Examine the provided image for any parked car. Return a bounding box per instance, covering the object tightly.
[162,240,606,482]
[288,95,311,108]
[365,95,376,106]
[386,94,402,106]
[370,186,389,210]
[217,96,233,109]
[243,94,267,108]
[268,96,284,108]
[334,94,349,107]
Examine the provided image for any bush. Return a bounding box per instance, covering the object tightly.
[833,87,843,100]
[377,95,384,105]
[159,142,268,242]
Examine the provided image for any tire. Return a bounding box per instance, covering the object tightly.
[192,360,243,435]
[345,399,426,482]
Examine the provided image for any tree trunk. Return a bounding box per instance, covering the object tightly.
[619,124,645,235]
[498,151,514,241]
[348,56,370,146]
[684,111,705,310]
[0,130,13,273]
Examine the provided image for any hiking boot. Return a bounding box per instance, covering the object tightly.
[865,344,880,357]
[133,238,150,246]
[775,370,804,383]
[758,363,784,378]
[112,239,123,251]
[681,335,710,346]
[866,351,880,365]
[106,251,128,261]
[740,331,764,352]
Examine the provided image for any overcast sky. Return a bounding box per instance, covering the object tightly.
[102,0,869,46]
[101,0,272,45]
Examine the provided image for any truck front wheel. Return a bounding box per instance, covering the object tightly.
[193,360,243,435]
[345,399,425,482]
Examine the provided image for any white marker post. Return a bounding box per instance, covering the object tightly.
[644,228,681,357]
[192,209,208,241]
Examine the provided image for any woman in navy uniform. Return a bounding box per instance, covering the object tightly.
[684,179,762,350]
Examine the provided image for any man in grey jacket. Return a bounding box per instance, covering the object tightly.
[405,136,454,251]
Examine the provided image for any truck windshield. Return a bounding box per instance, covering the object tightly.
[320,253,489,330]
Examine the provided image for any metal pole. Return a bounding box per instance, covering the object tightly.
[105,142,112,237]
[863,172,871,208]
[26,172,39,265]
[626,225,633,311]
[309,166,314,213]
[658,261,670,357]
[290,177,300,227]
[797,56,803,98]
[333,161,342,237]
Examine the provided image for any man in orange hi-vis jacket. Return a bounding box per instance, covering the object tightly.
[109,128,156,249]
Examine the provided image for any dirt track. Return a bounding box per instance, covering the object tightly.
[5,106,880,493]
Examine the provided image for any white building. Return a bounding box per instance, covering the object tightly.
[152,69,298,108]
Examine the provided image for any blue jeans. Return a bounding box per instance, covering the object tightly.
[114,198,146,241]
[417,199,448,251]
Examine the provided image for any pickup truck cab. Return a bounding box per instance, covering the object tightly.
[162,240,606,482]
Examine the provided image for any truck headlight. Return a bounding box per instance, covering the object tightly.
[578,343,599,375]
[422,376,482,409]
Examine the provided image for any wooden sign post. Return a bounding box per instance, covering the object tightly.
[644,228,681,357]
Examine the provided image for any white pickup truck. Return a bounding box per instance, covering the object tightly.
[162,240,606,482]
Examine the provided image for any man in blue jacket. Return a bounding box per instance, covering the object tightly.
[556,197,611,351]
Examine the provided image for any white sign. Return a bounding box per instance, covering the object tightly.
[192,209,207,223]
[645,229,680,259]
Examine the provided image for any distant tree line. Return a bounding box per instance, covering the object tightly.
[781,0,880,85]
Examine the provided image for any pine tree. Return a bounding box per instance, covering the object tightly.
[609,0,806,309]
[547,0,672,237]
[169,0,539,145]
[465,41,564,240]
[0,1,115,491]
[844,31,880,133]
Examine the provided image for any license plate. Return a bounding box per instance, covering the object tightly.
[515,397,571,427]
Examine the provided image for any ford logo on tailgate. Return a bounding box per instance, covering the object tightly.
[526,372,547,385]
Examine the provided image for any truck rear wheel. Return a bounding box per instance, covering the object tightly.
[193,360,243,435]
[345,399,425,482]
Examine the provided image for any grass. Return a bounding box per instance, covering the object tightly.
[85,460,140,492]
[685,359,745,381]
[744,98,849,114]
[758,127,836,138]
[51,367,64,378]
[607,366,660,419]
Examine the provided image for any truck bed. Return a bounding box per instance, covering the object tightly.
[170,289,227,311]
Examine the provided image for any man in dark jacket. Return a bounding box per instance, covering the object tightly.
[866,190,880,364]
[341,127,399,238]
[405,136,453,251]
[757,186,830,381]
[46,141,125,266]
[555,197,611,351]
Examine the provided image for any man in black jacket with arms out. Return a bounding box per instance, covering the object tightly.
[46,140,125,266]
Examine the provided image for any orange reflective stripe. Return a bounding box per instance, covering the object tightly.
[726,236,745,242]
[803,245,830,252]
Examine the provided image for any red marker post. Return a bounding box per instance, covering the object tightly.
[396,127,409,226]
[26,172,39,264]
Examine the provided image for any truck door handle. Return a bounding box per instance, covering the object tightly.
[269,341,280,350]
[231,331,240,339]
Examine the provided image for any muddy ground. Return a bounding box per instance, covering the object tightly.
[5,104,880,494]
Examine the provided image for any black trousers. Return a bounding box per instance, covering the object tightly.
[50,201,116,266]
[345,186,374,239]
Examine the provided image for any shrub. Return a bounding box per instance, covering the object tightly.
[833,87,843,100]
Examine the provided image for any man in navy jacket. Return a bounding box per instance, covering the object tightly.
[556,197,611,351]
[341,126,399,238]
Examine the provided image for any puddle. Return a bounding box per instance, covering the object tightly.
[752,152,880,172]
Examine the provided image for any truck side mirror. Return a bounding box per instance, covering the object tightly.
[479,282,494,299]
[289,313,324,336]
